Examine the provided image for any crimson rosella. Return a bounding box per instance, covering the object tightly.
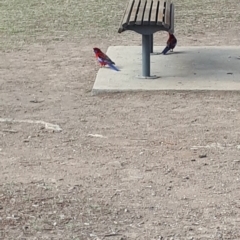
[162,33,177,55]
[93,47,119,71]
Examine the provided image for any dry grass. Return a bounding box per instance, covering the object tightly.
[0,0,125,50]
[1,0,240,50]
[175,0,240,36]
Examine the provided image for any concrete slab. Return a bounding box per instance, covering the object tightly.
[92,46,240,94]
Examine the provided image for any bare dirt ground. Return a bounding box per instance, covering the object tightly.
[1,0,240,239]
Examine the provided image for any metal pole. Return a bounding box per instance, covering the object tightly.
[142,34,151,77]
[150,34,153,53]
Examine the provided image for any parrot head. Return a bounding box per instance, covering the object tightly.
[93,48,101,54]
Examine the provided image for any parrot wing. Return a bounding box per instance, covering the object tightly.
[98,52,115,65]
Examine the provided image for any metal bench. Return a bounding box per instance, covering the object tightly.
[118,0,175,78]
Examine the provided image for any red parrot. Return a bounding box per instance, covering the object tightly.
[162,33,177,55]
[93,47,119,71]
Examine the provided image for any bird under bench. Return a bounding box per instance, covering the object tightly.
[118,0,175,78]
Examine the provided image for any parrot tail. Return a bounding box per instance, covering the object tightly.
[108,63,120,71]
[162,46,171,55]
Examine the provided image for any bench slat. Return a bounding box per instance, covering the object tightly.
[150,0,159,25]
[120,0,135,28]
[143,0,152,25]
[135,0,146,25]
[129,0,141,25]
[157,0,165,25]
[164,0,171,29]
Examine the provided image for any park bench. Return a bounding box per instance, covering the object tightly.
[118,0,175,78]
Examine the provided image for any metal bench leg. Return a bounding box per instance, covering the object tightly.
[142,34,151,77]
[150,34,153,53]
[138,34,159,79]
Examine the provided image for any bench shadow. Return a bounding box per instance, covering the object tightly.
[169,51,187,55]
[152,51,187,55]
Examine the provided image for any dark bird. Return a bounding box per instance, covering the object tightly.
[162,33,177,55]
